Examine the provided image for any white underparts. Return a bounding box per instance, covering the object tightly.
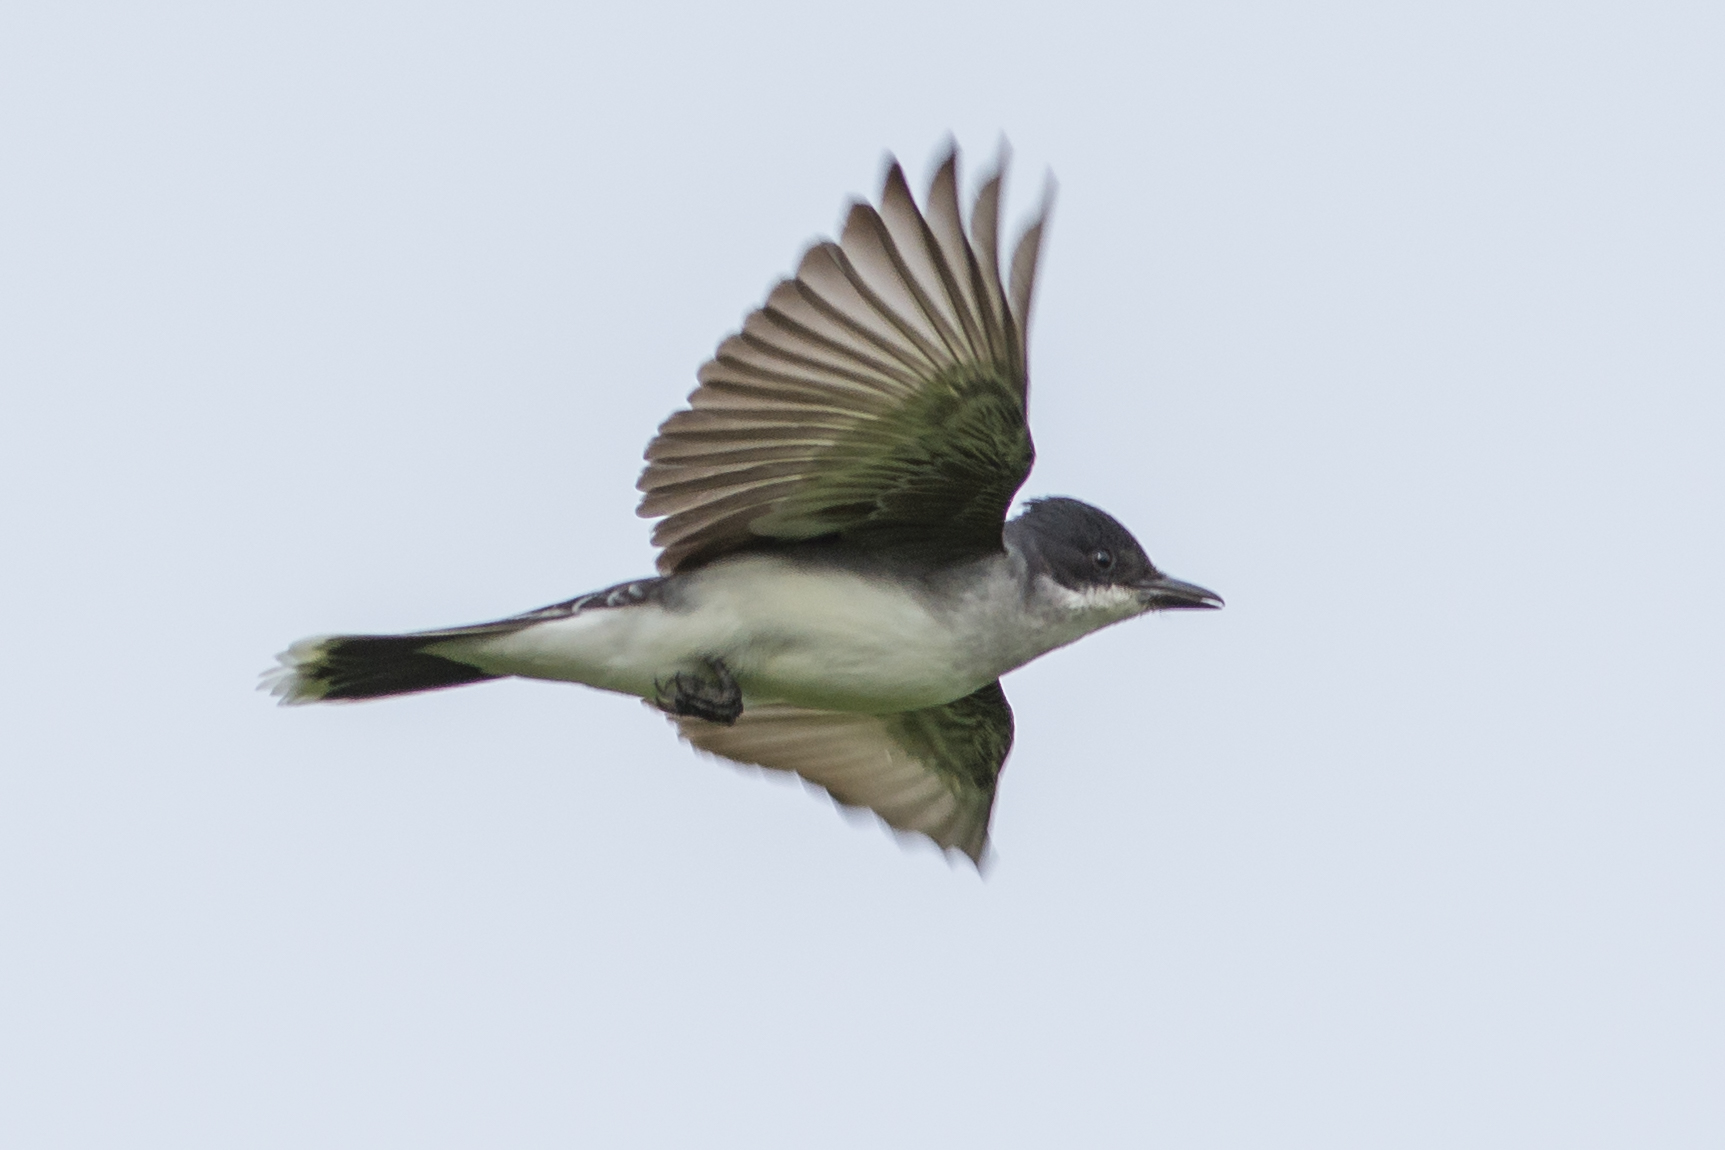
[426,554,1148,714]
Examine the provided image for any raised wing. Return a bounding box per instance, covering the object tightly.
[638,146,1051,573]
[673,681,1015,864]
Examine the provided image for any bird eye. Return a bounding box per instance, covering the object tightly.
[1092,548,1114,571]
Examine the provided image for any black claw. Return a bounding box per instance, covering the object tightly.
[654,658,743,725]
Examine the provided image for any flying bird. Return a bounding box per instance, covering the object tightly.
[266,146,1221,864]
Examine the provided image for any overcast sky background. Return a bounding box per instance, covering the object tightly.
[3,2,1721,1146]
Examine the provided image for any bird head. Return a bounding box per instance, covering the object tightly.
[1010,497,1223,620]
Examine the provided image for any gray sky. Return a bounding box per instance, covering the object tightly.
[3,1,1721,1146]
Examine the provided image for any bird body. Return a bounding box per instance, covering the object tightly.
[267,146,1220,863]
[440,552,1003,714]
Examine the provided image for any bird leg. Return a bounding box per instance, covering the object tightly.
[653,657,743,725]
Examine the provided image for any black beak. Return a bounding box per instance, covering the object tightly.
[1135,573,1224,611]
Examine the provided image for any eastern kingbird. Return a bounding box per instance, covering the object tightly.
[266,146,1221,864]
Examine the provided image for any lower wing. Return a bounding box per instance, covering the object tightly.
[671,681,1014,865]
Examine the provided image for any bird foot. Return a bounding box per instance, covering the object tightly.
[653,658,743,725]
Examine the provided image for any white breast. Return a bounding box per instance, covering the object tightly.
[677,555,989,711]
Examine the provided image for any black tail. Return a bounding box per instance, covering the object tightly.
[263,634,499,703]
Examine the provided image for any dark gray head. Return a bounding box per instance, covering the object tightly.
[1008,497,1223,612]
